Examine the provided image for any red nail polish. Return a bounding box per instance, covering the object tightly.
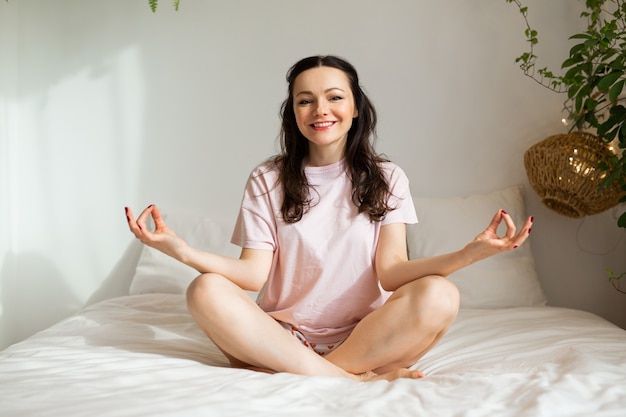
[502,210,508,214]
[513,245,519,249]
[528,228,532,234]
[126,216,130,222]
[530,216,535,222]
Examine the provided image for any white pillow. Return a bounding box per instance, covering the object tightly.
[406,185,546,308]
[129,212,230,295]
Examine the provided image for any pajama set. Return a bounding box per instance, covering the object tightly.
[231,158,417,355]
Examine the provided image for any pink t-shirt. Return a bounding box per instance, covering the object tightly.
[231,159,418,343]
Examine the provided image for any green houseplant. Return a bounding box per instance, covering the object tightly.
[507,0,626,293]
[507,0,626,222]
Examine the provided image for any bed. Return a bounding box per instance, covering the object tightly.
[1,186,625,417]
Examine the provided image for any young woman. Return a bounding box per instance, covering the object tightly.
[125,55,533,382]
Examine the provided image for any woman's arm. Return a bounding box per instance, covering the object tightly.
[375,209,534,292]
[126,204,272,292]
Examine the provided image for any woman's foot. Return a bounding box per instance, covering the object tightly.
[359,368,425,382]
[239,363,424,382]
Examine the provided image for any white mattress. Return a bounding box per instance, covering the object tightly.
[1,293,625,417]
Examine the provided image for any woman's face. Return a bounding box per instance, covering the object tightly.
[292,66,358,165]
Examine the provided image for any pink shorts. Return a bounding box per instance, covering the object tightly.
[279,322,344,357]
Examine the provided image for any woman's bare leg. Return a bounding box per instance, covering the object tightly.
[186,273,422,381]
[325,275,459,375]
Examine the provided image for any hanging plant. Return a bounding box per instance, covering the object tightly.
[149,0,181,13]
[507,0,626,226]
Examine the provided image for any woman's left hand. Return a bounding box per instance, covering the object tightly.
[463,209,534,263]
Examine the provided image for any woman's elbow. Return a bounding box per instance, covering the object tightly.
[244,275,267,292]
[377,271,399,292]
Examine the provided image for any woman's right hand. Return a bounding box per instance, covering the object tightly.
[125,204,188,260]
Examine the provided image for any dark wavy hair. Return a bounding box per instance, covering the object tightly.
[271,55,393,223]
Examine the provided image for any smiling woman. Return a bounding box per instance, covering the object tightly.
[125,55,534,382]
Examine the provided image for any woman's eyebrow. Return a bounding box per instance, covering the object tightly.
[295,87,346,97]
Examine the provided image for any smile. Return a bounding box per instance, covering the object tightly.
[311,121,336,129]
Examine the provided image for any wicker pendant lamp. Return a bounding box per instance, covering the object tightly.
[524,132,623,218]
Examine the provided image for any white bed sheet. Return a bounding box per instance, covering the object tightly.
[1,293,625,417]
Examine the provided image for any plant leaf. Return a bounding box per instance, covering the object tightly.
[598,71,622,92]
[609,79,625,102]
[562,54,585,69]
[564,63,586,80]
[569,43,586,56]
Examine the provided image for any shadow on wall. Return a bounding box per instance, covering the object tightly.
[85,239,143,307]
[0,252,82,349]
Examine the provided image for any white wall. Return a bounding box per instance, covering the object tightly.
[1,0,20,347]
[1,0,625,349]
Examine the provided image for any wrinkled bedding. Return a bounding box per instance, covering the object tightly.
[1,293,625,417]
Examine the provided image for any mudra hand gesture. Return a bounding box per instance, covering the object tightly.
[125,204,188,260]
[464,209,533,263]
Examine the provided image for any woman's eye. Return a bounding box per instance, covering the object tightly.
[330,96,343,101]
[298,99,312,105]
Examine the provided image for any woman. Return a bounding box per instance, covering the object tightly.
[125,55,533,382]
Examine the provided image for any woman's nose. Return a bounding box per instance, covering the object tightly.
[315,100,328,116]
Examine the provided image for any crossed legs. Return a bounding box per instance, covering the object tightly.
[325,275,459,374]
[186,273,459,381]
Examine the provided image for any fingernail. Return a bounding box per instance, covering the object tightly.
[528,228,532,234]
[530,216,535,222]
[126,216,130,222]
[124,207,128,213]
[513,245,519,249]
[148,204,154,208]
[502,210,508,214]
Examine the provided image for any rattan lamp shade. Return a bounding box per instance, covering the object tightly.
[524,132,622,218]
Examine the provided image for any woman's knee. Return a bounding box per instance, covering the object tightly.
[402,275,460,321]
[186,273,231,313]
[424,275,459,305]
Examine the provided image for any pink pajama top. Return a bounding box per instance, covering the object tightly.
[231,159,418,344]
